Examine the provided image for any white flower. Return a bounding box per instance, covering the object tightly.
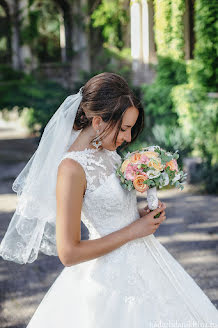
[172,173,181,184]
[147,145,161,152]
[160,172,169,187]
[147,170,161,179]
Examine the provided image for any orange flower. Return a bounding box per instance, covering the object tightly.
[141,151,159,159]
[147,157,164,171]
[133,174,149,193]
[165,159,178,172]
[130,153,142,163]
[121,158,131,173]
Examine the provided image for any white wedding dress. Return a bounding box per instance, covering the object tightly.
[26,147,218,327]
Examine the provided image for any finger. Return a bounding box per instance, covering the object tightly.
[153,204,166,216]
[143,205,150,213]
[159,211,166,217]
[154,215,166,224]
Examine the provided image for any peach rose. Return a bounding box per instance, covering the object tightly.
[130,153,142,163]
[165,159,178,172]
[141,151,159,159]
[121,158,131,173]
[133,174,149,193]
[147,157,164,171]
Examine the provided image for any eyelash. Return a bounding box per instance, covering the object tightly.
[121,128,127,132]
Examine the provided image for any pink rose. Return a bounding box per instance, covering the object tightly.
[140,155,149,163]
[125,164,137,181]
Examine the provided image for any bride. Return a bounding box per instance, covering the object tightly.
[0,72,218,327]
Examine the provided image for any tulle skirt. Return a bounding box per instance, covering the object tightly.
[26,234,218,327]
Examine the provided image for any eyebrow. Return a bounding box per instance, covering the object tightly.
[123,124,132,127]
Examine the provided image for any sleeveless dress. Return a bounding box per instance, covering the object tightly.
[26,147,218,327]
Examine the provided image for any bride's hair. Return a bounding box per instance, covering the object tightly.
[73,72,144,150]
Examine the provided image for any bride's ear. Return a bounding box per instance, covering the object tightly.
[92,116,103,131]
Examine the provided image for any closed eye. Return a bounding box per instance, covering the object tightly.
[121,128,127,132]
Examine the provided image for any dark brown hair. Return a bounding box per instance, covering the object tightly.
[73,72,144,151]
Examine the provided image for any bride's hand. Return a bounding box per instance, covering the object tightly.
[129,203,167,240]
[138,199,166,217]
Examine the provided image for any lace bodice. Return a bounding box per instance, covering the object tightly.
[60,148,121,194]
[59,147,140,239]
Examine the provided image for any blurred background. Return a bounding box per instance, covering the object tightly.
[0,1,217,327]
[0,0,217,192]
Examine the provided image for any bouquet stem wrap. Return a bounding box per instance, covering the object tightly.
[147,186,161,218]
[147,187,158,210]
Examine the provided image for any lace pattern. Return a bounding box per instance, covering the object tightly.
[59,148,122,195]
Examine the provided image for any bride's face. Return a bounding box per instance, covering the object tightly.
[95,106,139,151]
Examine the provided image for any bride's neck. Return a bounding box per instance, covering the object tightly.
[69,127,103,151]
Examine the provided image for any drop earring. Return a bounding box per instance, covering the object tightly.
[92,129,102,149]
[91,126,102,149]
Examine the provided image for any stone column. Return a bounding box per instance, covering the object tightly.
[141,0,156,64]
[7,0,21,70]
[7,0,37,72]
[130,0,143,73]
[60,14,67,63]
[130,0,156,85]
[71,0,90,83]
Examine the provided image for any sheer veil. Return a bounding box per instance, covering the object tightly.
[0,87,84,264]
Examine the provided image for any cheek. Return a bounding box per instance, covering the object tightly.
[117,131,124,141]
[103,131,117,145]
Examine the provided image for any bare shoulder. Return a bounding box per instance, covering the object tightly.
[58,157,85,176]
[57,157,87,195]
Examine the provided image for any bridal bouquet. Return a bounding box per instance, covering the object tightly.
[115,145,187,218]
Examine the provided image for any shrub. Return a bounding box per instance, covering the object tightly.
[0,72,70,134]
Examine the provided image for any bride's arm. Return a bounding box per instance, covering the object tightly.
[56,159,134,267]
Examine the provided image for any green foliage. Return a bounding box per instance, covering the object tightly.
[155,56,187,85]
[154,0,185,60]
[172,84,218,166]
[170,0,186,60]
[138,55,190,169]
[0,69,70,133]
[154,0,171,56]
[0,65,25,80]
[71,48,135,96]
[21,0,61,62]
[91,0,129,50]
[168,0,218,193]
[140,56,187,129]
[191,0,218,90]
[151,124,192,165]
